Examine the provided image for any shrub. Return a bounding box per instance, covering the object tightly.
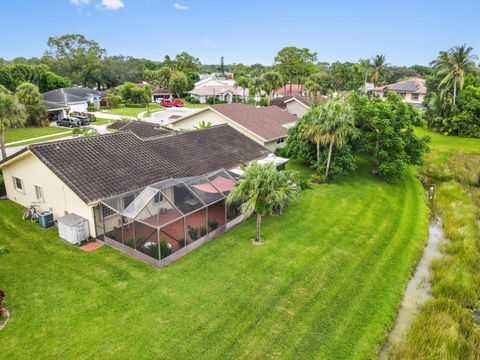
[106,94,122,108]
[259,97,268,107]
[0,245,8,254]
[87,102,95,112]
[146,242,159,259]
[188,97,200,104]
[159,240,171,259]
[124,239,134,249]
[125,103,148,108]
[177,238,187,248]
[208,220,219,231]
[310,173,327,184]
[188,226,199,241]
[299,180,312,190]
[274,147,288,158]
[199,226,207,237]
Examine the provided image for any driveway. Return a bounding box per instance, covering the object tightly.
[145,107,200,126]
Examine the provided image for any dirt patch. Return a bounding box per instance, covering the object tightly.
[0,308,10,331]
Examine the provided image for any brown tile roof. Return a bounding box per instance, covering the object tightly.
[273,84,304,96]
[107,120,176,139]
[270,95,310,109]
[210,103,298,141]
[23,124,270,204]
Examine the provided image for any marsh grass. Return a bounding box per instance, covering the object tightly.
[392,129,480,359]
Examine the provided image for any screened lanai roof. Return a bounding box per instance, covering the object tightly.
[100,168,236,229]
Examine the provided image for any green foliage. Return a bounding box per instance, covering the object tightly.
[120,82,150,104]
[188,226,199,241]
[0,92,27,158]
[105,94,122,108]
[311,145,357,179]
[25,104,48,127]
[0,245,8,254]
[350,92,429,181]
[168,71,189,97]
[208,220,219,231]
[159,240,171,259]
[274,46,317,88]
[15,82,42,105]
[309,173,327,184]
[194,120,211,129]
[0,63,71,92]
[0,174,5,196]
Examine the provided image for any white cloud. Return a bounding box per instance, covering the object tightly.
[100,0,124,10]
[70,0,91,5]
[173,2,189,10]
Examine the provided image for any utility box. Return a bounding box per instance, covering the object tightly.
[58,214,89,245]
[38,211,54,228]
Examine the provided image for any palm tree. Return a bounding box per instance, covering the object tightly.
[0,93,26,159]
[370,55,389,86]
[226,162,299,243]
[15,82,42,105]
[249,77,264,103]
[358,58,372,86]
[431,44,478,105]
[300,99,355,177]
[261,71,283,104]
[194,120,212,129]
[234,76,250,103]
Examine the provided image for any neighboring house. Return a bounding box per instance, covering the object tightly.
[0,125,278,240]
[188,85,247,104]
[137,83,171,102]
[194,75,235,88]
[373,77,426,108]
[272,84,307,98]
[270,95,311,118]
[42,87,106,121]
[168,103,298,151]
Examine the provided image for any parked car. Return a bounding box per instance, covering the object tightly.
[171,99,184,107]
[160,99,173,107]
[75,116,91,126]
[57,117,81,128]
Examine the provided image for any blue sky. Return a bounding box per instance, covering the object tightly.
[1,0,479,66]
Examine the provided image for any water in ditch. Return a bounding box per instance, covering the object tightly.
[379,183,445,358]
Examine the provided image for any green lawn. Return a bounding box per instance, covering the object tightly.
[104,103,163,117]
[5,127,71,144]
[92,117,114,126]
[0,159,428,359]
[180,98,210,108]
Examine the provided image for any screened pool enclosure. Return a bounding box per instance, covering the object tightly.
[93,169,241,266]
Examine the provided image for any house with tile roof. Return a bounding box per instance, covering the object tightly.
[269,95,311,118]
[167,103,299,151]
[372,77,426,108]
[0,125,282,247]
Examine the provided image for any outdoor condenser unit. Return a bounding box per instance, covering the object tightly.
[57,213,89,245]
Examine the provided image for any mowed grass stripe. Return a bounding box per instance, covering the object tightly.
[0,159,428,359]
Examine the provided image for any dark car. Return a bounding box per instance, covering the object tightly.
[75,116,91,126]
[57,117,81,128]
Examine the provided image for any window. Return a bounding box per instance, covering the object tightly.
[154,192,163,203]
[383,91,389,98]
[276,137,286,144]
[34,185,45,202]
[123,194,135,209]
[102,204,115,217]
[411,93,419,101]
[398,92,406,99]
[13,176,24,192]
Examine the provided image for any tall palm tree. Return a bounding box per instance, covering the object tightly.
[0,93,26,159]
[300,99,355,177]
[370,54,389,86]
[358,58,372,86]
[15,82,42,105]
[234,76,250,103]
[261,71,283,104]
[226,162,299,243]
[431,44,478,105]
[249,77,264,103]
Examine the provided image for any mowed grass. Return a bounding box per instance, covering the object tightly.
[392,130,480,359]
[104,103,163,117]
[0,159,428,359]
[5,127,71,144]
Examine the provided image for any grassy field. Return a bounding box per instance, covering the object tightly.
[104,103,163,117]
[5,127,71,144]
[92,117,114,125]
[392,129,480,359]
[180,98,210,108]
[0,159,429,359]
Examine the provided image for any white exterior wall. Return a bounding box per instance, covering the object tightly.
[286,101,309,118]
[2,153,96,236]
[67,101,88,113]
[373,90,425,105]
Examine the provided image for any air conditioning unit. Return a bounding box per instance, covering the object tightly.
[58,214,89,245]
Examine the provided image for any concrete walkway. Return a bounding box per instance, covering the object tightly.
[92,111,136,121]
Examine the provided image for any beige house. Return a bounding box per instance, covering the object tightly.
[0,124,275,239]
[373,77,426,108]
[168,103,299,151]
[270,95,311,118]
